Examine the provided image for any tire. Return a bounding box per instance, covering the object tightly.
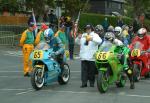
[31,67,45,90]
[133,64,140,82]
[97,71,109,93]
[58,64,70,85]
[116,73,126,87]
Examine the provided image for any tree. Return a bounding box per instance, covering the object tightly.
[63,0,90,17]
[0,0,19,14]
[125,0,150,17]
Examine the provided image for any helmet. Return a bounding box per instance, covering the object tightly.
[107,25,114,32]
[85,24,94,31]
[137,28,147,39]
[95,25,103,31]
[114,26,122,36]
[41,23,48,30]
[104,32,115,42]
[44,28,54,43]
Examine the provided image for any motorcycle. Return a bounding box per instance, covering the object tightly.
[95,41,130,93]
[30,42,70,90]
[129,42,150,81]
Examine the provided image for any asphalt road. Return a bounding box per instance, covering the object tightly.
[0,47,150,103]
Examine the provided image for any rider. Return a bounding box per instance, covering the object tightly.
[129,28,150,70]
[104,32,135,89]
[114,26,123,41]
[44,28,65,69]
[95,25,105,39]
[130,28,150,52]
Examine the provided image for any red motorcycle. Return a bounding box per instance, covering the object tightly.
[129,42,150,81]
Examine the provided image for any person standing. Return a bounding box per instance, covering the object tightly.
[20,24,36,77]
[68,21,77,60]
[117,16,124,27]
[55,24,68,49]
[75,24,102,88]
[102,17,109,32]
[35,23,48,45]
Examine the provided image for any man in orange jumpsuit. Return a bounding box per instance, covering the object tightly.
[34,23,48,45]
[20,24,36,77]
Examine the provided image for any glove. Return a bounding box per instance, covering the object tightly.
[50,52,56,58]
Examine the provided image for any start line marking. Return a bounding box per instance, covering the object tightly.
[14,89,150,98]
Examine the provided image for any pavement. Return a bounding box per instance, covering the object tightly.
[0,46,150,103]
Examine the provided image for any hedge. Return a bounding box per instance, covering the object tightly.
[79,13,150,31]
[79,13,132,29]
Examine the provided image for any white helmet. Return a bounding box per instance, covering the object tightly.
[137,28,147,39]
[114,26,122,36]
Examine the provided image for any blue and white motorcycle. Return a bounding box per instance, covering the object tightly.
[30,42,70,90]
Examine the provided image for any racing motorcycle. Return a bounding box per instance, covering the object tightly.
[95,41,131,93]
[30,42,70,90]
[130,42,150,81]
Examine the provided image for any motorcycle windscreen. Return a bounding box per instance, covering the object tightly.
[131,42,144,57]
[35,42,50,50]
[133,42,144,50]
[99,41,113,52]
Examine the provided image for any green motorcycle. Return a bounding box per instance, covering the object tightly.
[95,41,131,93]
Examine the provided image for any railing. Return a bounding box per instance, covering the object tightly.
[0,25,27,46]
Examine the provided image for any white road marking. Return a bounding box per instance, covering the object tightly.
[0,65,22,69]
[16,90,34,95]
[0,88,27,91]
[123,94,150,98]
[0,76,23,78]
[0,71,22,73]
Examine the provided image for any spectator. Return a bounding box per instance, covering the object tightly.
[35,23,49,45]
[133,16,142,34]
[122,25,130,45]
[117,16,124,27]
[68,21,77,60]
[55,24,68,49]
[102,17,109,32]
[19,24,36,77]
[75,24,102,88]
[48,10,57,25]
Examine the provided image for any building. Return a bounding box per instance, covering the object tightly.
[89,0,125,15]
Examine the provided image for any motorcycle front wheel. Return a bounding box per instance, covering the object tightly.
[31,67,45,90]
[116,72,126,87]
[133,64,140,82]
[97,71,109,93]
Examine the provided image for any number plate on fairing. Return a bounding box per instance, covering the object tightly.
[96,52,109,60]
[33,50,43,59]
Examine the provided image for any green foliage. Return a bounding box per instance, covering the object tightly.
[125,0,150,17]
[63,0,90,17]
[0,0,19,14]
[79,13,132,30]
